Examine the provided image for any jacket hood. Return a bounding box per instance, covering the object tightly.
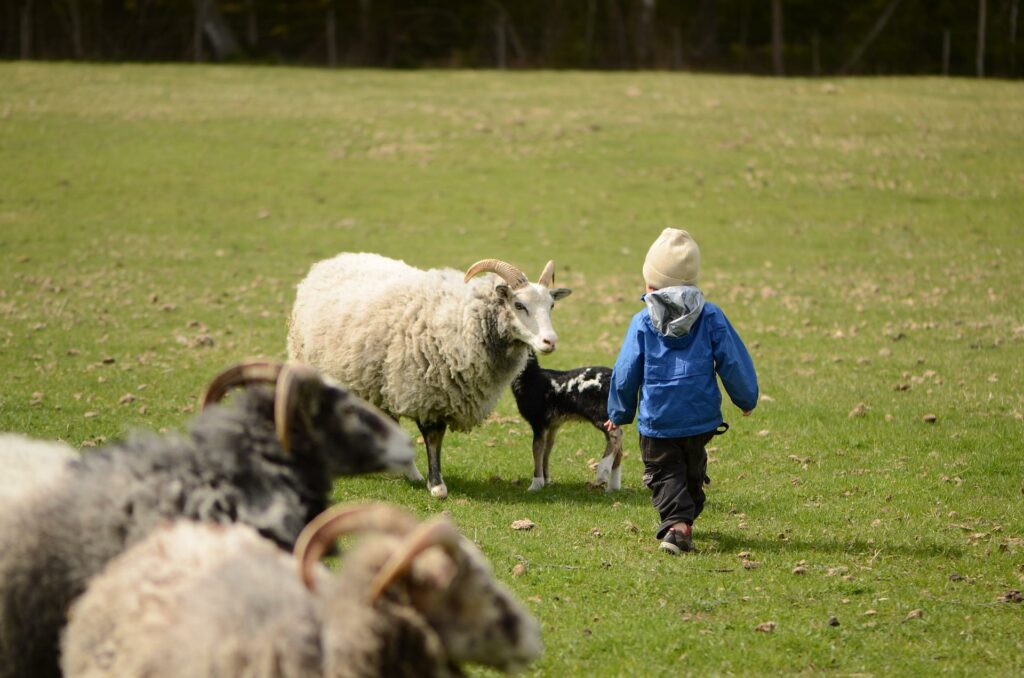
[644,286,705,338]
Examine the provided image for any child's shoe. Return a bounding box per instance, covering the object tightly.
[659,526,693,554]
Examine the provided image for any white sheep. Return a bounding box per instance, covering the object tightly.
[62,503,543,678]
[61,521,323,677]
[0,433,77,506]
[288,253,572,498]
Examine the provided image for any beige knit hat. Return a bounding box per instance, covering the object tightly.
[643,228,701,289]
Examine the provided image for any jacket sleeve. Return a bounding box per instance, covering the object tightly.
[711,311,759,412]
[607,316,644,425]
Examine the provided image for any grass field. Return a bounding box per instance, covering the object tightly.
[1,63,1022,676]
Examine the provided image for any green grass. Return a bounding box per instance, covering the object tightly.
[1,63,1022,676]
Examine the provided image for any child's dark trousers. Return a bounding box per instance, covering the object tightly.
[640,430,718,539]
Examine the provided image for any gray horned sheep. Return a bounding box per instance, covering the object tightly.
[0,434,76,506]
[62,503,543,678]
[288,253,572,498]
[0,361,414,678]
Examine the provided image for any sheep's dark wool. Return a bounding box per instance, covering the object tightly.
[0,385,409,678]
[511,351,623,492]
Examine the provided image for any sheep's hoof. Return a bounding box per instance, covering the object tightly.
[527,478,545,492]
[429,483,448,499]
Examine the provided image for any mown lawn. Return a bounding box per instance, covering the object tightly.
[1,63,1022,676]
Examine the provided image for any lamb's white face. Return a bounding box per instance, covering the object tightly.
[502,283,572,354]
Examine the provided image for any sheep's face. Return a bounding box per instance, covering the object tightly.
[498,282,572,355]
[410,540,543,672]
[306,383,416,477]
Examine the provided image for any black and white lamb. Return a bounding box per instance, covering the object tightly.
[288,253,572,499]
[0,361,414,678]
[62,503,543,678]
[511,351,623,492]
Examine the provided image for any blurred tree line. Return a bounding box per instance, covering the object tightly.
[3,0,1019,77]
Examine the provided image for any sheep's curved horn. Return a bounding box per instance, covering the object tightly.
[368,517,462,602]
[464,259,529,290]
[294,503,418,592]
[201,361,283,410]
[273,362,325,456]
[537,260,556,287]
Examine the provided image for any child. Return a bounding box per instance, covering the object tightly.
[604,228,758,554]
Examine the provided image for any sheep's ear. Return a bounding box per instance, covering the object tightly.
[412,550,459,591]
[405,552,459,612]
[368,519,462,602]
[495,283,513,301]
[550,287,572,301]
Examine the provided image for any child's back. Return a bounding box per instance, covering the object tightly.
[605,228,757,554]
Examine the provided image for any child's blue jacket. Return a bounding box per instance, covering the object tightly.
[607,301,758,438]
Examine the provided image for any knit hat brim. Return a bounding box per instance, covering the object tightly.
[643,261,699,289]
[642,228,701,289]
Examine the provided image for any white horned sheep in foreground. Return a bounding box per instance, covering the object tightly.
[62,503,542,678]
[510,351,623,492]
[0,361,414,678]
[288,253,572,499]
[0,433,77,506]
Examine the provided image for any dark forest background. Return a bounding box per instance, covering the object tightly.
[2,0,1019,77]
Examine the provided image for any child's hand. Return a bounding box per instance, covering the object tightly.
[742,410,752,417]
[603,419,618,432]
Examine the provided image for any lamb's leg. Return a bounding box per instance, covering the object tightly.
[607,427,623,492]
[595,438,612,484]
[417,420,448,499]
[596,426,624,492]
[528,429,547,492]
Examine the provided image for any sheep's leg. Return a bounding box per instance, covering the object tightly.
[542,425,558,485]
[417,421,448,499]
[528,429,548,492]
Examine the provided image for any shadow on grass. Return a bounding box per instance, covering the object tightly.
[437,477,651,507]
[368,477,965,561]
[701,529,965,561]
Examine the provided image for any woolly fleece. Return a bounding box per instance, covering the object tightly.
[62,522,324,678]
[0,434,76,506]
[288,253,531,432]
